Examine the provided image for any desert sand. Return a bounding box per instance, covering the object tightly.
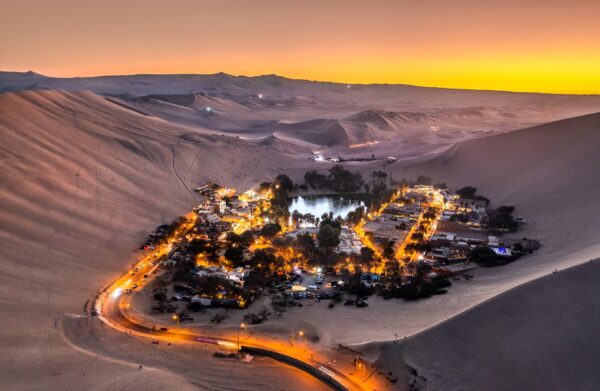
[371,260,599,391]
[1,72,599,390]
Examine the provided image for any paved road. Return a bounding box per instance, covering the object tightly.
[93,257,363,391]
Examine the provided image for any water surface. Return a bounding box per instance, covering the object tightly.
[288,196,365,220]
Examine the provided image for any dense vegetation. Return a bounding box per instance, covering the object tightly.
[304,165,364,192]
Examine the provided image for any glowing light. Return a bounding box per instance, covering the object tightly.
[112,287,122,298]
[349,140,379,149]
[318,366,336,378]
[217,340,237,349]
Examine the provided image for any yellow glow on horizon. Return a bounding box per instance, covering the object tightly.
[2,0,600,95]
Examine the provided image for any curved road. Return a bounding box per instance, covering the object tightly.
[91,251,365,391]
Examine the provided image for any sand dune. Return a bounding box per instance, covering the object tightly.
[363,112,600,389]
[274,106,511,147]
[4,71,600,142]
[0,89,303,390]
[394,112,600,260]
[373,260,599,391]
[1,78,599,390]
[273,112,600,360]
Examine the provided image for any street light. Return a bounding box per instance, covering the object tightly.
[237,323,246,351]
[353,357,366,375]
[172,314,180,329]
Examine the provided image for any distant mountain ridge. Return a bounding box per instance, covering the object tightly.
[2,70,600,97]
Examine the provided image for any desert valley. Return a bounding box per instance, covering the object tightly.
[0,70,599,391]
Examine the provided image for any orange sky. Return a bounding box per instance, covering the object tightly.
[1,0,599,94]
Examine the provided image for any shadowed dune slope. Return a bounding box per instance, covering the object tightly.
[375,260,600,391]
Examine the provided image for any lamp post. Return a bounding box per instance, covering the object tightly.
[353,357,366,376]
[172,314,179,329]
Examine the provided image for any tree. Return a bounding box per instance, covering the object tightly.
[304,170,327,189]
[240,230,255,247]
[346,206,365,227]
[359,246,375,265]
[267,188,290,226]
[272,235,294,249]
[295,232,317,258]
[303,213,316,226]
[457,186,477,198]
[187,238,211,255]
[486,205,518,232]
[258,182,272,193]
[412,232,424,241]
[275,174,294,192]
[318,224,340,253]
[291,210,302,228]
[423,210,437,220]
[469,246,498,267]
[383,260,402,285]
[328,165,364,192]
[382,240,396,260]
[320,212,342,230]
[249,249,277,272]
[259,223,281,240]
[372,171,388,179]
[226,232,246,247]
[224,246,244,266]
[416,176,432,185]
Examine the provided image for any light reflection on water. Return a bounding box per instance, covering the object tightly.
[288,196,365,220]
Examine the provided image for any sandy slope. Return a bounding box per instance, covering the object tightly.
[360,113,600,389]
[252,113,600,350]
[0,89,306,390]
[372,260,599,391]
[0,84,599,390]
[4,71,600,148]
[393,112,600,272]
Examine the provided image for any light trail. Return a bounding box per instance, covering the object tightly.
[90,211,366,391]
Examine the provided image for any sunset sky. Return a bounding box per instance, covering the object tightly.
[1,0,599,94]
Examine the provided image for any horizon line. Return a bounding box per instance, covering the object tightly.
[2,69,600,97]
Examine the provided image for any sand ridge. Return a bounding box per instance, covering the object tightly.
[0,80,599,390]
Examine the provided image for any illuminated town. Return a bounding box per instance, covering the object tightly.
[93,166,539,390]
